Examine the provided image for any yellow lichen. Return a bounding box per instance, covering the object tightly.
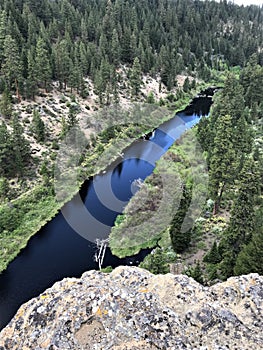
[96,307,108,317]
[40,294,49,300]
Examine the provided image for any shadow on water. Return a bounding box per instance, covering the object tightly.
[0,93,214,330]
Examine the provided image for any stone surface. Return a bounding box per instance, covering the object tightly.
[0,266,262,349]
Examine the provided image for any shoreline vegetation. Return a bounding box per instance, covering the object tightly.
[0,81,216,274]
[1,0,262,279]
[109,123,210,258]
[110,64,263,283]
[0,0,261,292]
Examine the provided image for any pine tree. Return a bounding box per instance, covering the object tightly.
[240,54,263,108]
[196,116,211,153]
[146,91,155,104]
[60,116,68,139]
[0,10,7,64]
[183,77,190,92]
[111,28,120,66]
[94,69,105,105]
[234,207,263,275]
[100,58,111,89]
[54,39,71,89]
[210,74,245,126]
[0,88,13,118]
[35,37,51,91]
[203,241,221,264]
[24,10,38,47]
[233,114,253,171]
[1,35,23,101]
[209,114,237,214]
[79,41,90,76]
[111,68,119,104]
[0,176,9,200]
[219,158,260,278]
[140,248,170,275]
[98,32,108,58]
[68,47,83,93]
[11,114,31,177]
[159,45,171,88]
[187,261,204,284]
[191,79,196,89]
[67,104,79,130]
[170,184,192,253]
[32,109,45,142]
[26,47,38,99]
[130,57,143,99]
[0,121,13,177]
[121,29,132,63]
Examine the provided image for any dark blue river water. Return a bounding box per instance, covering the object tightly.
[0,94,213,330]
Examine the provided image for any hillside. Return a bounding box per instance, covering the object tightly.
[0,1,262,348]
[109,61,263,283]
[0,0,262,282]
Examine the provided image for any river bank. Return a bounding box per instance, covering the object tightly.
[109,96,214,258]
[0,85,220,332]
[0,82,216,274]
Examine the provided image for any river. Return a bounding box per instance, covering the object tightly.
[0,91,213,330]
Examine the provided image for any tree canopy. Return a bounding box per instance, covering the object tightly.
[0,0,262,99]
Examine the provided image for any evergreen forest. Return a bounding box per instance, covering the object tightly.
[0,0,262,282]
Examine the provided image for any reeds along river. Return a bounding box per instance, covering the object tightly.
[0,91,214,330]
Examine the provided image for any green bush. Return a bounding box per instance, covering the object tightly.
[139,247,176,274]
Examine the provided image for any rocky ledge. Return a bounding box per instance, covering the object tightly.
[0,267,262,350]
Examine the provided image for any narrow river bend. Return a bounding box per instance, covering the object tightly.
[0,92,214,330]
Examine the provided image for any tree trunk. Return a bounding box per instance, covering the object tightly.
[213,182,225,215]
[44,81,48,93]
[15,79,21,102]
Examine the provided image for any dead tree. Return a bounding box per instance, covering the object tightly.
[94,238,109,270]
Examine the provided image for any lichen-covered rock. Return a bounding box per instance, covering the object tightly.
[0,267,262,349]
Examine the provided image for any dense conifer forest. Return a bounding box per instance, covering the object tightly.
[0,0,262,280]
[0,0,263,100]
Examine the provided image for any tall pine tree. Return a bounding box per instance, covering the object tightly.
[130,57,143,99]
[1,35,22,100]
[35,37,51,91]
[219,158,260,278]
[209,114,237,214]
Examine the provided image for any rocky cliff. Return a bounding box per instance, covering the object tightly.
[0,266,262,350]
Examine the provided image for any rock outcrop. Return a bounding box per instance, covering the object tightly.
[0,266,262,349]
